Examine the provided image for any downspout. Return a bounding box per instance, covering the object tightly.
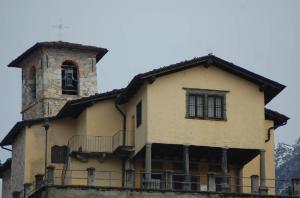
[265,122,287,143]
[114,97,126,187]
[1,146,12,152]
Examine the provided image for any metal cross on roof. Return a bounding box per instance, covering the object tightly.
[52,19,69,41]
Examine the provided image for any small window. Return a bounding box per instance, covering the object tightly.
[29,66,37,99]
[136,101,142,128]
[51,145,68,163]
[186,89,226,120]
[61,61,78,95]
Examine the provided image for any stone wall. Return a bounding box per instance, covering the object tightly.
[1,169,12,198]
[30,186,289,198]
[21,47,98,120]
[11,129,25,193]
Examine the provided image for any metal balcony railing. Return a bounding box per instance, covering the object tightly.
[68,131,134,154]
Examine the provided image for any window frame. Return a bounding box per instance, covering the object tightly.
[136,100,142,128]
[185,88,227,121]
[51,145,68,164]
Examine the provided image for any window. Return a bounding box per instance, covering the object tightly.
[51,145,68,163]
[207,96,223,119]
[188,94,204,118]
[136,101,142,128]
[29,66,37,99]
[186,89,226,120]
[61,61,78,95]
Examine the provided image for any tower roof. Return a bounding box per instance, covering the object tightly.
[7,41,108,68]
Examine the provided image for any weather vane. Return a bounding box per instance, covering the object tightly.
[52,18,69,41]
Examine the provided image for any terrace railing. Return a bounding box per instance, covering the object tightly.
[68,130,134,154]
[23,168,299,198]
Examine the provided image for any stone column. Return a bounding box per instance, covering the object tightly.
[87,167,96,186]
[292,178,300,196]
[24,183,33,197]
[125,168,135,188]
[164,170,173,190]
[259,150,268,195]
[207,172,216,192]
[250,175,259,194]
[35,174,44,189]
[46,165,55,185]
[221,147,230,192]
[183,145,191,190]
[237,166,243,193]
[145,143,152,188]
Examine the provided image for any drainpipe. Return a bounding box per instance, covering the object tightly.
[265,122,287,143]
[114,101,126,145]
[1,146,12,152]
[114,98,127,187]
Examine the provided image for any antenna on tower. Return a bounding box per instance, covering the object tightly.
[52,18,69,41]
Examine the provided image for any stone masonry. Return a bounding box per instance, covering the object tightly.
[21,46,98,120]
[1,168,12,198]
[11,130,25,195]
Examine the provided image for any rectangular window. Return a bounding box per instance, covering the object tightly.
[51,145,68,163]
[188,94,204,118]
[207,96,223,119]
[136,101,142,127]
[186,89,226,120]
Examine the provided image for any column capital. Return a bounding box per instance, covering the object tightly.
[222,147,229,151]
[260,149,266,153]
[146,143,152,147]
[87,167,96,172]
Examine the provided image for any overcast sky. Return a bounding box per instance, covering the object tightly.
[0,0,299,164]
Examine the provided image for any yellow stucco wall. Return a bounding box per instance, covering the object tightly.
[24,118,76,183]
[146,65,265,149]
[243,120,276,194]
[68,157,123,187]
[86,99,123,136]
[123,84,148,154]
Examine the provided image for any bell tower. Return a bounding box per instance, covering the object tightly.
[8,41,108,120]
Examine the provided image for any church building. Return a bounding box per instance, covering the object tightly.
[0,42,289,198]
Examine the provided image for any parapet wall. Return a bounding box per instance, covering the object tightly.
[29,186,298,198]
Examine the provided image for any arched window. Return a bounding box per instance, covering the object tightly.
[61,61,78,95]
[29,66,37,99]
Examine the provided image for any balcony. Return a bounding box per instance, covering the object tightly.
[68,130,134,158]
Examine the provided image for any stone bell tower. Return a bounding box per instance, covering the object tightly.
[8,41,108,120]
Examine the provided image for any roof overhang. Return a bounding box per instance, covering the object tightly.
[7,41,108,68]
[0,158,12,177]
[265,108,289,129]
[116,55,285,105]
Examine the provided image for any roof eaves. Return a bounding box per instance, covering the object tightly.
[0,117,56,146]
[265,108,289,128]
[7,41,108,68]
[57,89,124,118]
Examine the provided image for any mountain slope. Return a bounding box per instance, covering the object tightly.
[275,138,300,194]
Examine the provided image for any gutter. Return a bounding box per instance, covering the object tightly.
[114,97,127,187]
[1,146,12,152]
[265,121,287,143]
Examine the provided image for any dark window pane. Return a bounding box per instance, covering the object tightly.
[188,95,196,117]
[196,95,204,118]
[51,145,68,163]
[215,97,222,118]
[136,101,142,127]
[207,96,215,118]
